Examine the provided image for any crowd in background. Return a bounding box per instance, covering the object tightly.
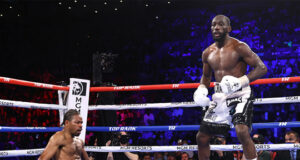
[0,1,300,160]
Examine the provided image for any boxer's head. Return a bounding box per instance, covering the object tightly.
[211,14,231,42]
[62,109,83,137]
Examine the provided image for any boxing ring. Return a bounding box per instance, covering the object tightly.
[0,76,300,157]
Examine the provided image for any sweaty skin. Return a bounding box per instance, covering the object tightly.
[196,15,267,160]
[201,37,267,85]
[38,115,90,160]
[200,16,267,87]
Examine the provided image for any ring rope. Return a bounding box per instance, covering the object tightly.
[1,144,300,157]
[1,121,299,132]
[0,96,299,110]
[89,96,300,110]
[0,77,68,91]
[90,77,300,92]
[0,76,299,91]
[84,143,300,152]
[0,99,66,110]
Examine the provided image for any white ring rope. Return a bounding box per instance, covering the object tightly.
[1,96,297,110]
[0,99,66,110]
[84,144,300,152]
[89,102,198,110]
[0,96,299,110]
[89,96,300,110]
[1,144,300,157]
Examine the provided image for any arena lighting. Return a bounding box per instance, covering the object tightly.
[9,6,12,9]
[114,8,118,11]
[94,10,98,14]
[145,4,149,7]
[83,4,86,7]
[68,6,72,10]
[58,2,62,5]
[104,2,107,5]
[120,0,123,2]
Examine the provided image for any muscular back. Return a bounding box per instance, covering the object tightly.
[203,37,248,82]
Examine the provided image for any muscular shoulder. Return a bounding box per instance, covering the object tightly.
[74,137,84,149]
[232,38,252,54]
[74,137,84,145]
[50,131,66,145]
[202,44,216,62]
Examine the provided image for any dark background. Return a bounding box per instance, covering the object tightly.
[0,0,300,159]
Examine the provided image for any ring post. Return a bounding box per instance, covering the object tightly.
[66,78,90,142]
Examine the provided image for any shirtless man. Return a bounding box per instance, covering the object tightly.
[193,15,267,160]
[38,109,90,160]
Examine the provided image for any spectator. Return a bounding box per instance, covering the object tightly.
[274,130,300,160]
[176,139,194,159]
[144,109,155,126]
[210,136,234,160]
[106,132,139,160]
[167,153,177,160]
[153,152,164,160]
[181,152,189,160]
[142,153,152,160]
[252,133,271,160]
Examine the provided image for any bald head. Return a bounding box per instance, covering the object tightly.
[213,14,231,26]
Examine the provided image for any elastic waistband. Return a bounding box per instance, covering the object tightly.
[214,83,249,93]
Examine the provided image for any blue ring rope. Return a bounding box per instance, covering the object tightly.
[0,121,298,132]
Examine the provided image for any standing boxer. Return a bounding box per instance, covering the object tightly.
[194,14,267,160]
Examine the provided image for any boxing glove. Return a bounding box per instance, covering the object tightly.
[193,84,210,107]
[219,75,249,94]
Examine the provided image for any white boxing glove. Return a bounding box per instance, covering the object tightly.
[193,84,210,107]
[219,75,249,94]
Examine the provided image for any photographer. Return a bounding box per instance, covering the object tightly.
[252,133,271,160]
[106,131,139,160]
[210,135,234,160]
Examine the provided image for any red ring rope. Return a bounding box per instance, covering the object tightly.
[0,77,69,91]
[0,76,299,92]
